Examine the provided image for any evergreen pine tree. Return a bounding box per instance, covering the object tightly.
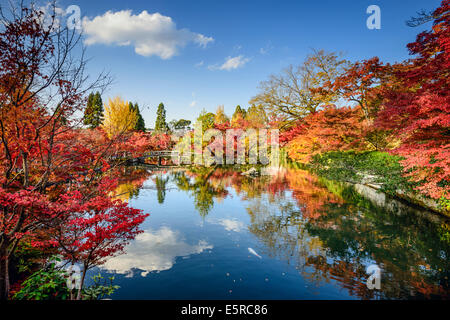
[128,101,135,114]
[83,92,104,128]
[127,102,146,131]
[231,105,247,126]
[134,103,146,131]
[155,103,168,132]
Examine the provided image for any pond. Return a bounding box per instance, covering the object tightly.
[87,166,450,300]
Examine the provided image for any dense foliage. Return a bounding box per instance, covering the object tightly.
[0,3,159,300]
[249,1,449,210]
[1,0,448,301]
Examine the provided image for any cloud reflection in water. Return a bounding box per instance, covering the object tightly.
[102,227,213,277]
[208,218,246,233]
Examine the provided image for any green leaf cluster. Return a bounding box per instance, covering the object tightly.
[82,274,120,300]
[13,257,69,300]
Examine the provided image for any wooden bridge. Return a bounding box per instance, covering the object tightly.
[133,150,194,166]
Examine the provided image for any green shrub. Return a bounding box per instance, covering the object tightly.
[82,274,120,300]
[13,257,119,300]
[309,151,414,195]
[13,257,69,300]
[13,241,46,274]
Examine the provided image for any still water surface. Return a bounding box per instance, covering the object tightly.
[88,166,449,299]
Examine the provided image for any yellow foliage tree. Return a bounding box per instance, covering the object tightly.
[214,105,229,125]
[102,96,138,138]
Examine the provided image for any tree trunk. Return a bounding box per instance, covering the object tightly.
[0,248,10,300]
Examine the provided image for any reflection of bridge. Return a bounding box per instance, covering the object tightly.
[137,150,196,166]
[137,150,177,166]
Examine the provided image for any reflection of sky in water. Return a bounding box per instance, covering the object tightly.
[102,227,213,277]
[90,170,449,300]
[207,218,246,232]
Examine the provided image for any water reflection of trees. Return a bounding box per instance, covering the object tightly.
[154,175,169,204]
[244,170,450,299]
[172,167,294,216]
[114,168,178,205]
[120,166,449,299]
[110,166,152,201]
[304,192,450,299]
[171,168,229,217]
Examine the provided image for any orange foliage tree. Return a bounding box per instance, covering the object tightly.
[286,105,366,163]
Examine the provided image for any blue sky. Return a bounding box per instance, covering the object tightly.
[56,0,440,127]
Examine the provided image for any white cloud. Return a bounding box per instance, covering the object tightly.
[259,42,273,55]
[102,227,213,277]
[195,61,204,67]
[209,55,250,71]
[82,10,213,59]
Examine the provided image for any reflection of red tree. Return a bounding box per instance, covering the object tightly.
[411,279,449,299]
[194,168,343,220]
[266,173,289,197]
[305,256,378,300]
[305,255,449,300]
[113,167,151,187]
[286,169,343,219]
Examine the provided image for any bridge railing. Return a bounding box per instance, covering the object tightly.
[145,151,203,158]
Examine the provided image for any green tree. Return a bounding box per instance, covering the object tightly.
[155,103,168,132]
[196,109,215,132]
[169,119,192,131]
[246,104,267,127]
[83,92,104,128]
[129,102,146,131]
[231,105,247,126]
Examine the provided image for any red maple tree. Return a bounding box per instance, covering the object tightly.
[377,0,450,200]
[0,3,148,299]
